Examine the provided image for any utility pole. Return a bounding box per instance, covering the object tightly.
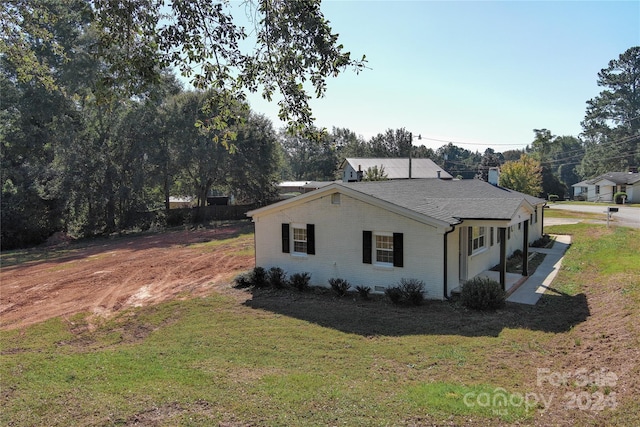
[408,132,412,179]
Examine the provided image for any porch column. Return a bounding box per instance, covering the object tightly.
[499,227,506,291]
[522,220,529,276]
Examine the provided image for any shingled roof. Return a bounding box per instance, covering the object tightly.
[249,179,546,227]
[341,158,453,179]
[586,172,640,185]
[340,179,545,224]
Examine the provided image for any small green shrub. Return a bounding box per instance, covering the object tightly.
[548,194,559,202]
[530,234,552,248]
[251,266,268,288]
[384,286,403,304]
[328,278,351,296]
[233,267,269,288]
[614,192,627,204]
[233,273,252,289]
[355,285,371,299]
[399,278,425,306]
[575,193,586,201]
[267,267,288,289]
[461,277,506,310]
[289,272,311,291]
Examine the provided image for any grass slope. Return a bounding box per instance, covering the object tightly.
[1,224,638,426]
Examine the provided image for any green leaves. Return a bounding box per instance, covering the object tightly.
[580,47,640,175]
[499,154,543,197]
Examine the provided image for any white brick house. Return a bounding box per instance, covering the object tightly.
[247,179,546,299]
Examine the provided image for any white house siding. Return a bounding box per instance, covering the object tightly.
[253,192,448,299]
[445,227,460,297]
[532,205,543,243]
[465,226,501,283]
[591,179,616,202]
[628,184,639,203]
[342,164,360,182]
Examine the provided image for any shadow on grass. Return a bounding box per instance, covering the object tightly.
[243,287,589,337]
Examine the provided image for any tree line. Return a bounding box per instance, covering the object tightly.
[1,2,638,249]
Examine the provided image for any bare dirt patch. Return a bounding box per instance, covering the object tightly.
[0,223,255,330]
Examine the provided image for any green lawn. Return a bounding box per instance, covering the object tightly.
[2,224,639,426]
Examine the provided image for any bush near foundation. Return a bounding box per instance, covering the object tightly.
[461,277,506,310]
[328,278,351,296]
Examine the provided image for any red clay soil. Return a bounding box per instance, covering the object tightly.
[0,224,254,330]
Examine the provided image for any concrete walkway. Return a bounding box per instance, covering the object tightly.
[506,235,572,305]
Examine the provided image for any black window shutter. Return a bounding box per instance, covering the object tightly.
[393,232,404,267]
[306,224,315,255]
[467,226,473,256]
[490,227,494,246]
[362,230,372,264]
[282,223,290,253]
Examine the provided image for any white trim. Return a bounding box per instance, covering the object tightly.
[374,232,394,267]
[471,226,487,255]
[291,224,307,256]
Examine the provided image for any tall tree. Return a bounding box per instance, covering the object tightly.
[580,46,640,176]
[2,0,366,138]
[435,143,480,179]
[228,113,281,205]
[333,127,369,159]
[279,130,338,180]
[368,128,412,158]
[1,1,92,247]
[529,129,566,198]
[476,148,504,182]
[499,154,542,197]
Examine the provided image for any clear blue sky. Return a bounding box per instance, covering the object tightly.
[242,0,640,152]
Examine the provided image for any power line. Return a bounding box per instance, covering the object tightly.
[418,135,528,148]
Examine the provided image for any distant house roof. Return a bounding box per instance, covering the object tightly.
[169,196,195,203]
[340,158,453,180]
[571,180,590,188]
[278,181,336,193]
[301,181,336,190]
[250,179,545,226]
[278,181,311,188]
[585,172,640,185]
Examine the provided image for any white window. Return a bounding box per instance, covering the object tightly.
[472,226,486,253]
[331,193,341,205]
[292,226,307,254]
[375,233,394,265]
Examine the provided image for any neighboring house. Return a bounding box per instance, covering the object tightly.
[247,179,546,300]
[168,196,196,209]
[572,171,640,203]
[339,158,453,182]
[572,180,589,200]
[277,181,335,199]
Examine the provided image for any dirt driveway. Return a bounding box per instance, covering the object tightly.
[0,223,254,330]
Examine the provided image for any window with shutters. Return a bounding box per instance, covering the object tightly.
[363,230,403,267]
[283,223,315,256]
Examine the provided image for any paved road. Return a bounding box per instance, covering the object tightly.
[546,203,640,228]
